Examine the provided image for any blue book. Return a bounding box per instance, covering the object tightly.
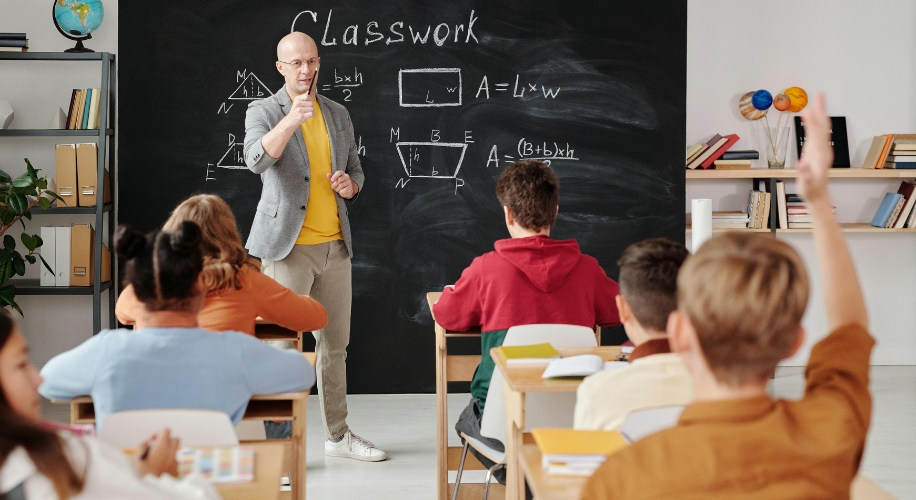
[81,89,92,130]
[871,193,902,227]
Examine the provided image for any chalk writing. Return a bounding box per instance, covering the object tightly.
[399,68,462,107]
[320,67,363,102]
[291,10,480,48]
[486,139,579,168]
[475,74,560,100]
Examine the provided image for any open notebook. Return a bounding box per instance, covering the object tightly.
[177,446,254,484]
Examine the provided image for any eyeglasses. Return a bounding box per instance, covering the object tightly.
[277,57,320,70]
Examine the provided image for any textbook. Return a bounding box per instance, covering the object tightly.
[499,343,559,364]
[542,354,604,378]
[177,446,254,484]
[532,428,627,476]
[871,193,902,227]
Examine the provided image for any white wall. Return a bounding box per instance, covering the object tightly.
[0,0,118,364]
[1,0,913,366]
[687,0,916,365]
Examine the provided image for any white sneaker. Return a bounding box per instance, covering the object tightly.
[325,431,388,462]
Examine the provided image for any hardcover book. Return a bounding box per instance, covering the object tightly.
[795,116,851,167]
[871,193,902,227]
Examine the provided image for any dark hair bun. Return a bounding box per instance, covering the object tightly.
[114,225,147,259]
[169,221,202,254]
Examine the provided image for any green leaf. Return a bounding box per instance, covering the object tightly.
[23,212,31,221]
[3,235,14,251]
[35,235,43,248]
[38,197,50,210]
[38,254,53,275]
[9,193,27,215]
[24,158,36,178]
[11,174,34,188]
[12,255,26,277]
[24,255,35,265]
[9,301,23,317]
[0,264,12,286]
[43,190,66,204]
[0,285,14,305]
[0,170,10,184]
[0,211,13,226]
[20,233,35,252]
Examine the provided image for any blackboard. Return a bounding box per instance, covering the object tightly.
[120,1,687,394]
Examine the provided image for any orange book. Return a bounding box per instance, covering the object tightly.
[875,134,894,169]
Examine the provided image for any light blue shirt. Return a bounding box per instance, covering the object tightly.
[38,327,315,429]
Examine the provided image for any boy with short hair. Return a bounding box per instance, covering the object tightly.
[433,159,620,476]
[574,238,692,431]
[582,93,874,499]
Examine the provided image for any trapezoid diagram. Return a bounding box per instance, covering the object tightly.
[396,142,467,179]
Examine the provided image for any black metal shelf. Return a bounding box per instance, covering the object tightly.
[0,129,113,137]
[34,203,113,215]
[8,279,112,296]
[0,52,114,61]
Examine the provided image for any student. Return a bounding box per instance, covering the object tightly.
[116,194,328,335]
[574,238,692,431]
[582,93,874,499]
[433,159,620,479]
[39,222,316,430]
[0,315,219,500]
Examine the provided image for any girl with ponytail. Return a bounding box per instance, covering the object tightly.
[36,222,315,434]
[0,315,219,499]
[115,194,327,335]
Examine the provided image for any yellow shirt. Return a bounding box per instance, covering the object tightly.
[295,99,342,245]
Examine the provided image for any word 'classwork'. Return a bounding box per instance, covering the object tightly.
[292,9,481,48]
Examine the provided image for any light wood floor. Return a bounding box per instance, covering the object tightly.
[42,366,915,499]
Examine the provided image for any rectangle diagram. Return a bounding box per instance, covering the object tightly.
[396,142,467,179]
[398,68,462,107]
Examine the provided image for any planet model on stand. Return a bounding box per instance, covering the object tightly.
[751,90,773,111]
[773,94,791,111]
[52,0,105,53]
[739,91,767,120]
[784,87,808,113]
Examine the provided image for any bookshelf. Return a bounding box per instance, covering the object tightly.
[0,52,116,334]
[686,168,916,235]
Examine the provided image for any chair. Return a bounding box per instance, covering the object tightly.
[453,324,598,500]
[98,409,239,449]
[618,405,686,443]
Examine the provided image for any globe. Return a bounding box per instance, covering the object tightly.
[52,0,104,52]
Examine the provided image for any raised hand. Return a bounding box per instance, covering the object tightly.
[796,92,833,205]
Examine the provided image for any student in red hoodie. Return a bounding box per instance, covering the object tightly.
[433,159,621,480]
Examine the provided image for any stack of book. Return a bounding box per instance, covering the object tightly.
[746,189,772,229]
[861,135,916,169]
[871,181,916,228]
[714,150,759,170]
[532,428,628,476]
[785,196,836,229]
[685,133,740,169]
[65,89,102,130]
[711,211,750,229]
[0,33,28,52]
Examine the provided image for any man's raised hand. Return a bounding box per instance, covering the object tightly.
[287,93,315,125]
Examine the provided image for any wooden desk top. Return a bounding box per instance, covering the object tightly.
[492,346,623,393]
[214,442,285,500]
[520,444,587,500]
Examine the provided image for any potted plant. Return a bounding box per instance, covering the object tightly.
[0,158,64,314]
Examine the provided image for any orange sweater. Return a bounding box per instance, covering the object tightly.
[115,266,328,335]
[581,323,874,500]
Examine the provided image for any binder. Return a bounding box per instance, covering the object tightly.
[55,144,77,207]
[75,143,110,207]
[39,227,56,286]
[70,224,111,286]
[55,226,70,286]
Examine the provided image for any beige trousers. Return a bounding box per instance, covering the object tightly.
[262,240,350,440]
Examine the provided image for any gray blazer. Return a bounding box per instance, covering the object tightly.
[243,87,365,261]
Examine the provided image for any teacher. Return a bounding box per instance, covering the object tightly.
[243,32,386,462]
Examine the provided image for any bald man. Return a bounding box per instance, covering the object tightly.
[244,32,385,461]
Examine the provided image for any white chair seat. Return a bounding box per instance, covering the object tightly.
[619,405,686,443]
[459,432,506,464]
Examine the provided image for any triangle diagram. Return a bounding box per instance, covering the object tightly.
[229,73,271,100]
[216,143,247,169]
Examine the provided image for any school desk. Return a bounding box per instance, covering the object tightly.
[215,441,285,500]
[491,345,622,500]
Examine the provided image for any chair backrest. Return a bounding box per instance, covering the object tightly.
[619,405,685,443]
[99,409,240,449]
[479,324,599,442]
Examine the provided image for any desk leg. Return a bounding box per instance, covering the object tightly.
[292,396,307,500]
[504,381,525,500]
[436,325,448,500]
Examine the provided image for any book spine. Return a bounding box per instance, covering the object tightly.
[0,33,27,40]
[0,39,27,47]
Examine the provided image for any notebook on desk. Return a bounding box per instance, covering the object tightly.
[177,446,254,484]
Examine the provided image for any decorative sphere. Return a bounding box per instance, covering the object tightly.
[773,94,791,111]
[739,91,767,120]
[751,90,773,110]
[784,87,808,113]
[54,0,105,39]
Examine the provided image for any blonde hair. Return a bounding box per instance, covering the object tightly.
[678,233,809,386]
[162,194,259,292]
